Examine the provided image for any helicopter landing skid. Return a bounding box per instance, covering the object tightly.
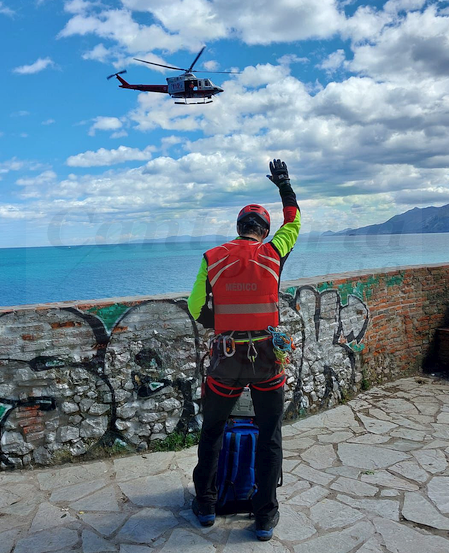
[174,98,213,105]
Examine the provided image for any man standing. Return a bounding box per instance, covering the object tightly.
[187,159,300,541]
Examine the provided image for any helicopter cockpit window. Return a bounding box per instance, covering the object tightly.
[204,80,211,87]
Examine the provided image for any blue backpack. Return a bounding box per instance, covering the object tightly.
[216,418,259,515]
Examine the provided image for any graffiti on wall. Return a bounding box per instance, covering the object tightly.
[0,300,201,468]
[281,286,369,418]
[0,283,369,469]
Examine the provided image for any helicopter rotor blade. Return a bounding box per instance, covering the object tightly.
[107,70,127,80]
[191,70,240,74]
[133,58,186,71]
[187,46,206,73]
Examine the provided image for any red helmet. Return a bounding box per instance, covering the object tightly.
[237,204,270,231]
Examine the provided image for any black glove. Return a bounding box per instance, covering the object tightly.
[267,159,291,189]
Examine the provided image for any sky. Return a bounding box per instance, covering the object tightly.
[1,0,449,248]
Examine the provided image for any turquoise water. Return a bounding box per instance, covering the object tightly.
[1,233,448,307]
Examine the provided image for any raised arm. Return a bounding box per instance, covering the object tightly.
[267,159,301,258]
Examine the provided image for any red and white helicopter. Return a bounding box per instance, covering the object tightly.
[107,47,237,104]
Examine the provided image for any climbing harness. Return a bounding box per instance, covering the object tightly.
[201,328,292,398]
[209,331,270,359]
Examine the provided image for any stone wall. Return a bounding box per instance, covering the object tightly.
[1,263,448,469]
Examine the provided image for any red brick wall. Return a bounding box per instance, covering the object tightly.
[325,265,449,379]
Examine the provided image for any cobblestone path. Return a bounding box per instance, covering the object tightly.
[1,376,449,553]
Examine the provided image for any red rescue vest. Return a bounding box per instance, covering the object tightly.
[205,239,281,333]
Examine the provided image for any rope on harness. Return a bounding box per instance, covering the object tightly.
[267,326,296,368]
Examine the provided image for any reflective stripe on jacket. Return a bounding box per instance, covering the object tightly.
[205,239,281,333]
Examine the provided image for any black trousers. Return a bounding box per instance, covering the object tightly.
[193,338,284,524]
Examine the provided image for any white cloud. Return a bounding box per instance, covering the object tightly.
[0,158,25,174]
[161,135,183,148]
[0,205,30,220]
[277,54,309,65]
[42,118,56,125]
[13,57,55,75]
[229,0,344,44]
[203,60,219,71]
[350,7,449,82]
[15,170,57,199]
[384,0,427,14]
[318,49,346,74]
[16,170,57,186]
[0,1,14,17]
[0,159,56,203]
[122,0,227,43]
[64,0,99,14]
[394,186,449,206]
[125,0,344,44]
[127,93,204,133]
[235,63,291,88]
[58,8,189,54]
[11,110,30,117]
[111,130,128,139]
[82,43,111,62]
[60,0,346,67]
[88,116,123,136]
[66,145,154,167]
[343,5,393,43]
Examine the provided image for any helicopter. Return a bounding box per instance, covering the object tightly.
[107,46,237,105]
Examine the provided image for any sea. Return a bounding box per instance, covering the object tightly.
[1,233,448,307]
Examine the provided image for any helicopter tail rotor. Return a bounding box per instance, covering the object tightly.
[107,70,127,80]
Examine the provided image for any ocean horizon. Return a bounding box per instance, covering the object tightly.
[1,232,448,308]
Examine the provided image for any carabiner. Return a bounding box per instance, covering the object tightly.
[223,335,236,357]
[247,332,258,364]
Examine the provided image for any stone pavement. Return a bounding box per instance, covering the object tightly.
[1,376,449,553]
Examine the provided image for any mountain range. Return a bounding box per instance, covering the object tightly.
[323,203,449,236]
[131,204,449,244]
